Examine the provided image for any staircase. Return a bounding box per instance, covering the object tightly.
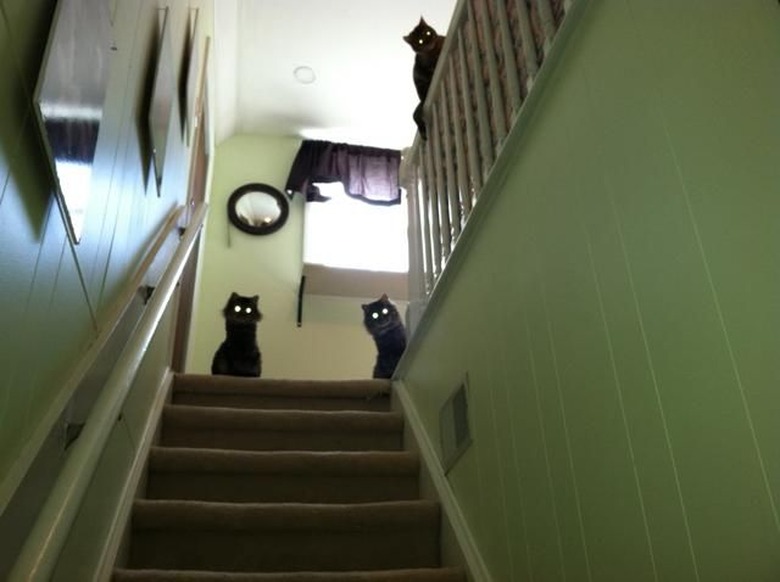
[113,374,466,582]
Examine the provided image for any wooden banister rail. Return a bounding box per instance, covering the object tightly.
[8,202,208,582]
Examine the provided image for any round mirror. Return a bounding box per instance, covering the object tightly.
[227,183,290,235]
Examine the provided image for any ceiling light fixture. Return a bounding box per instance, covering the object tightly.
[293,65,316,85]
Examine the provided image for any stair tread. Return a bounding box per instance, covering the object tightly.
[162,405,404,431]
[132,499,439,531]
[173,374,392,399]
[148,447,419,475]
[113,567,466,581]
[117,376,462,579]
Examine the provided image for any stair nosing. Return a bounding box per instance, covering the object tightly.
[148,447,419,475]
[113,567,466,581]
[173,374,392,399]
[132,499,439,531]
[162,405,404,432]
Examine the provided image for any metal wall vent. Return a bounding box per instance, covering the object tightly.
[439,377,472,473]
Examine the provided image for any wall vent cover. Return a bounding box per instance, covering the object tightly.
[439,377,472,473]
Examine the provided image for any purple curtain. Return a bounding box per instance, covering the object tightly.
[285,140,401,205]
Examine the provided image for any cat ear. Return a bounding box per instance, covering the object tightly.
[380,293,389,301]
[361,303,369,311]
[419,16,426,25]
[229,292,239,300]
[251,295,259,302]
[403,33,413,46]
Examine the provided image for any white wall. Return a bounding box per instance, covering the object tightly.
[187,133,389,380]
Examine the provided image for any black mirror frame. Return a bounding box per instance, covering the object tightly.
[227,182,290,236]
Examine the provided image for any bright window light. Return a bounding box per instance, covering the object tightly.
[54,159,92,239]
[303,182,408,273]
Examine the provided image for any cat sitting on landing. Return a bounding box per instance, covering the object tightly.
[211,292,263,377]
[362,294,407,379]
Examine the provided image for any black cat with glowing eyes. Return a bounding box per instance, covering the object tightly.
[362,294,407,379]
[211,292,263,377]
[404,17,445,140]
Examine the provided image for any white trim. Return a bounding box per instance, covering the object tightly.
[8,203,207,582]
[394,380,494,582]
[92,370,175,581]
[0,206,184,516]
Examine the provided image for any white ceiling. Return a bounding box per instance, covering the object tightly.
[212,0,456,150]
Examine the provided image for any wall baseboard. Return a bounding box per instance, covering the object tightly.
[394,380,493,582]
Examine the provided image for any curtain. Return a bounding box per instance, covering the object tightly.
[285,140,401,205]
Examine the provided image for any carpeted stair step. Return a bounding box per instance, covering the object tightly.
[172,375,391,412]
[160,406,404,452]
[128,499,441,573]
[112,567,467,581]
[146,447,420,503]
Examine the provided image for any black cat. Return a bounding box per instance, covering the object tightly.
[362,294,407,379]
[404,17,445,140]
[211,292,263,377]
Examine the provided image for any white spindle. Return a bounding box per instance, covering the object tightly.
[465,0,494,182]
[534,0,556,53]
[430,102,452,260]
[446,62,470,230]
[456,32,481,211]
[494,0,522,117]
[417,172,435,292]
[421,143,443,277]
[476,0,507,145]
[438,82,462,239]
[514,0,540,88]
[405,161,426,301]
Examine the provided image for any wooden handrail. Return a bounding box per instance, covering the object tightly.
[8,202,208,582]
[0,206,184,515]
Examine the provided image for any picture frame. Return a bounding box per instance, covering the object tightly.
[33,0,113,243]
[179,8,200,146]
[147,7,176,195]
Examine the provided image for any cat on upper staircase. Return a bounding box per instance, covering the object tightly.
[362,294,407,379]
[404,16,445,141]
[211,292,263,377]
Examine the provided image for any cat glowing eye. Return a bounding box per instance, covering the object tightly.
[382,308,389,314]
[245,308,252,314]
[372,312,379,319]
[234,305,241,313]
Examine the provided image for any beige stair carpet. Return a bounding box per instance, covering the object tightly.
[113,374,466,582]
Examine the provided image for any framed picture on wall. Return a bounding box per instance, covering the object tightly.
[33,0,113,244]
[179,8,199,146]
[147,7,177,195]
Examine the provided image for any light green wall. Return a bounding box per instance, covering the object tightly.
[401,1,780,580]
[187,134,381,380]
[0,0,213,522]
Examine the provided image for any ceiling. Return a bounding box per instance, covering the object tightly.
[212,0,456,150]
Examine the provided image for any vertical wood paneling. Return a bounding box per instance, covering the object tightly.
[402,1,780,580]
[0,0,214,516]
